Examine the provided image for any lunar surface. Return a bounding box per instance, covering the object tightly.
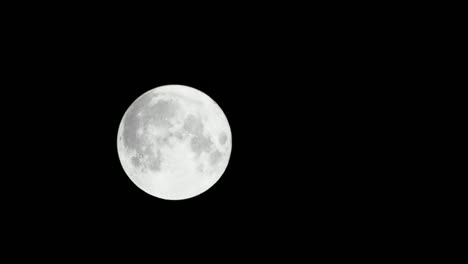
[117,84,231,200]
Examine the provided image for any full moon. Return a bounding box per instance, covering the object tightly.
[117,84,232,200]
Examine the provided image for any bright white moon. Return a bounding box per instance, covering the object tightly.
[117,84,232,200]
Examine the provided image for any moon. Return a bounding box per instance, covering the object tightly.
[117,84,232,200]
